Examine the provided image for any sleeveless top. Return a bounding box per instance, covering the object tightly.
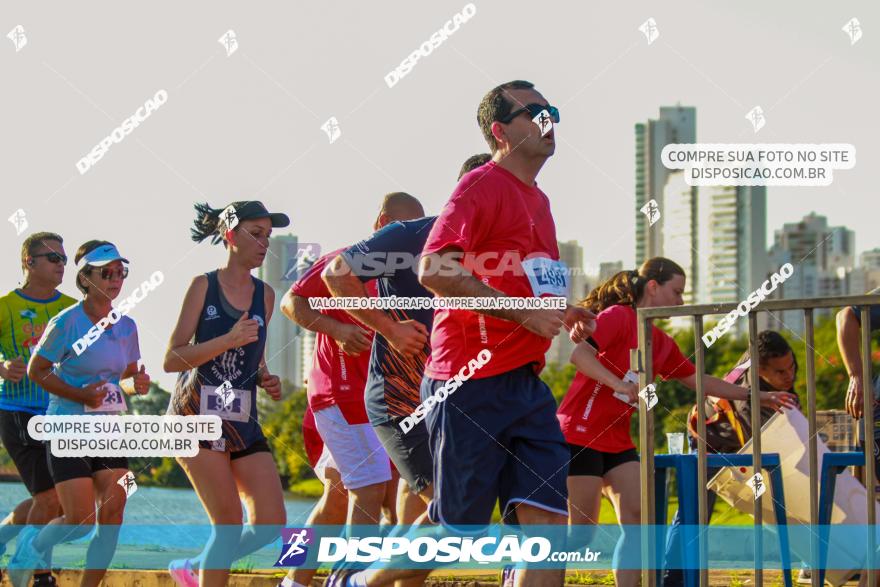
[169,270,267,452]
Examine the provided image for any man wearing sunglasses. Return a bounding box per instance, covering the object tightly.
[417,81,590,587]
[327,82,593,587]
[0,232,75,587]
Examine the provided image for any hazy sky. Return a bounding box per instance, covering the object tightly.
[1,1,876,388]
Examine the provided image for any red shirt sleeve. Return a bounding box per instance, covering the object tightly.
[290,253,331,298]
[591,305,631,353]
[655,332,697,380]
[422,176,494,256]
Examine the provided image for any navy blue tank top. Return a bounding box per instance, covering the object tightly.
[170,270,268,452]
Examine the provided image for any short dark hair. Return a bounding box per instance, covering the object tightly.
[21,232,63,266]
[477,80,535,153]
[757,330,793,362]
[74,240,114,295]
[458,153,492,179]
[380,192,423,220]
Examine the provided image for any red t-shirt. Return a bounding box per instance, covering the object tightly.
[421,162,567,380]
[290,250,375,424]
[302,405,323,469]
[557,304,696,452]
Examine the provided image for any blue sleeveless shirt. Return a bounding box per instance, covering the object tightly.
[169,270,268,452]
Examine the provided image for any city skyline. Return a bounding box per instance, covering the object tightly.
[2,1,875,391]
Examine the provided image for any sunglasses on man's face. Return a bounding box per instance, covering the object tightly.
[31,253,68,265]
[499,103,560,125]
[93,266,129,280]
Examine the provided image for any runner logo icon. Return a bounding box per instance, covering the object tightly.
[275,528,313,567]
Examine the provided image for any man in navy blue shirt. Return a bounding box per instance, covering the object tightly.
[324,208,437,522]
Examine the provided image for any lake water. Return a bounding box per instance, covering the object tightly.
[1,481,318,563]
[1,482,317,526]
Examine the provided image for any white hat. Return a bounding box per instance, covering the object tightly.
[76,243,129,269]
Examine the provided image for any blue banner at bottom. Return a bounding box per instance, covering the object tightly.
[3,524,880,571]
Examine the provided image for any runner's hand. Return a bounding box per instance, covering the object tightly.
[336,323,372,356]
[564,306,597,343]
[227,311,260,348]
[1,357,27,383]
[259,371,282,400]
[387,320,428,358]
[518,308,565,339]
[132,364,150,395]
[846,375,865,418]
[759,391,798,413]
[82,382,109,409]
[613,380,639,404]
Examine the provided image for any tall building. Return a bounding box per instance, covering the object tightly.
[699,185,767,308]
[861,248,880,271]
[662,171,698,305]
[771,212,855,273]
[558,240,588,302]
[548,240,589,365]
[599,261,624,282]
[859,248,880,291]
[635,105,696,266]
[257,235,310,388]
[767,213,856,334]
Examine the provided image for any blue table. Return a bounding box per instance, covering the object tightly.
[816,451,866,586]
[655,453,792,587]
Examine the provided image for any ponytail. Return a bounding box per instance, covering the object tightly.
[580,257,685,313]
[191,202,228,245]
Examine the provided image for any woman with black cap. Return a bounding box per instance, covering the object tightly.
[164,201,288,587]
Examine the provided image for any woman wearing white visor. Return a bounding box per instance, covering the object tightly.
[10,241,151,587]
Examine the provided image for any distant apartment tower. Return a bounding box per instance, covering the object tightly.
[860,248,880,291]
[861,248,880,271]
[661,171,698,305]
[771,212,855,273]
[548,240,589,365]
[635,105,696,266]
[257,235,312,388]
[599,261,624,282]
[558,240,588,302]
[699,185,767,308]
[767,213,856,333]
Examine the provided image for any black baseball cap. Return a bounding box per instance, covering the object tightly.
[224,200,290,228]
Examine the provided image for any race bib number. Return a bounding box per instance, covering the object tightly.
[522,257,569,298]
[200,385,251,423]
[85,382,127,413]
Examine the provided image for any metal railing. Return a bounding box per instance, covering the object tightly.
[634,294,880,587]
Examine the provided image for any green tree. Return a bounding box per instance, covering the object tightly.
[541,361,578,405]
[262,383,315,490]
[128,381,191,487]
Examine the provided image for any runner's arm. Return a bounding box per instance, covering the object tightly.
[120,362,139,380]
[280,290,346,338]
[837,306,867,417]
[836,307,863,380]
[0,356,26,382]
[417,247,523,323]
[163,276,237,372]
[324,254,401,337]
[258,284,275,376]
[570,342,633,395]
[26,354,99,404]
[678,373,797,411]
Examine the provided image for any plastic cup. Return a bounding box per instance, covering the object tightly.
[667,432,684,455]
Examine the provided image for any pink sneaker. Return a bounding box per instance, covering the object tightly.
[169,558,199,587]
